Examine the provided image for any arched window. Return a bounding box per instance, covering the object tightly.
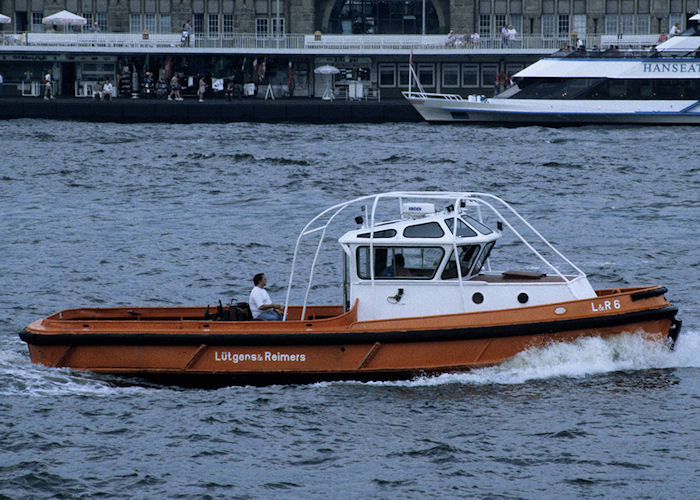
[330,0,440,34]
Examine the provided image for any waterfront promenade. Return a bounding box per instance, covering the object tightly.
[0,97,422,123]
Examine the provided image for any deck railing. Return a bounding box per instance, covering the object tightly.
[0,32,664,51]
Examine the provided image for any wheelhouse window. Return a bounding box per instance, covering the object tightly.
[357,246,444,279]
[463,215,493,235]
[441,245,481,279]
[403,221,444,238]
[444,218,477,237]
[473,241,495,275]
[358,229,397,238]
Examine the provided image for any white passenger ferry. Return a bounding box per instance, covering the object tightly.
[404,24,700,125]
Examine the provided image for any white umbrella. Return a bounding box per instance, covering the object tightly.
[314,65,340,100]
[0,13,11,24]
[42,10,87,26]
[690,13,700,21]
[314,65,340,75]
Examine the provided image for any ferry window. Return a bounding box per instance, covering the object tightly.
[609,80,627,98]
[639,80,653,98]
[442,64,459,88]
[403,222,444,238]
[473,241,495,275]
[462,64,479,87]
[441,245,481,279]
[379,64,396,88]
[515,78,606,99]
[444,218,477,237]
[417,64,435,87]
[358,229,397,238]
[357,246,444,279]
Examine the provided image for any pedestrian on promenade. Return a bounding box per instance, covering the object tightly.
[43,70,53,100]
[168,74,182,101]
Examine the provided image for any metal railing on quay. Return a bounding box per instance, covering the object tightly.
[0,31,665,51]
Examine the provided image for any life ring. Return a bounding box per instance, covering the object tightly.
[495,72,508,85]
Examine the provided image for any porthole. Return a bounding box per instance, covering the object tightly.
[472,292,484,304]
[517,293,529,304]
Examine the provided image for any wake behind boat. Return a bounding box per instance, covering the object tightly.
[20,192,681,386]
[404,23,700,125]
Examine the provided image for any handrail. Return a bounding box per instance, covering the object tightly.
[2,31,665,52]
[283,191,588,317]
[402,90,465,101]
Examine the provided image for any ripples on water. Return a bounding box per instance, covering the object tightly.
[1,120,699,498]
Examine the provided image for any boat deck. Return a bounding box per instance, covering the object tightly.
[468,271,573,283]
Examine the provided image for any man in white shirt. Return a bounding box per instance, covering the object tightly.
[670,23,680,37]
[249,273,284,320]
[101,78,114,100]
[43,71,53,100]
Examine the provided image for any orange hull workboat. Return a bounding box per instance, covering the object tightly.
[21,192,681,386]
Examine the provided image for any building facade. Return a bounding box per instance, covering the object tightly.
[2,0,699,36]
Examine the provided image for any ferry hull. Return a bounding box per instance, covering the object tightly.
[408,98,700,125]
[20,287,680,386]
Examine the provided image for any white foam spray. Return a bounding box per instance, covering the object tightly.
[369,328,700,387]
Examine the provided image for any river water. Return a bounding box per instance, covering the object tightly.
[1,119,699,499]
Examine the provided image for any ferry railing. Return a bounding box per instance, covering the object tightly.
[284,191,588,320]
[402,90,465,100]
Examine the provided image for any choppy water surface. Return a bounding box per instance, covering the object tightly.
[1,120,699,499]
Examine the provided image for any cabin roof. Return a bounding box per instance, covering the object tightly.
[339,212,501,246]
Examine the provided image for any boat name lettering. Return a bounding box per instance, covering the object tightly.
[590,299,621,312]
[642,63,700,73]
[214,351,306,363]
